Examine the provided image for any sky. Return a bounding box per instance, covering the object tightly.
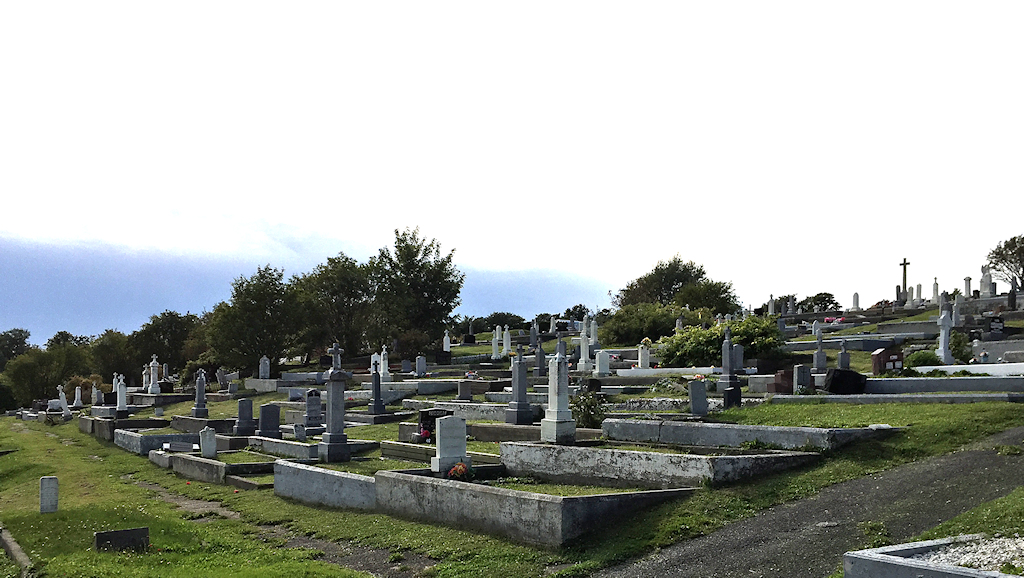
[1,2,1021,345]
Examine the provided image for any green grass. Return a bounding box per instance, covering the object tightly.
[488,478,641,496]
[6,401,1024,577]
[830,308,939,337]
[217,451,276,464]
[134,391,290,420]
[317,450,422,476]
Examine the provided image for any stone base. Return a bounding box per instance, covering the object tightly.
[233,422,257,436]
[254,430,282,439]
[367,402,387,415]
[431,455,471,474]
[318,441,351,462]
[505,403,534,426]
[723,386,742,409]
[191,408,209,418]
[116,409,130,419]
[540,419,576,444]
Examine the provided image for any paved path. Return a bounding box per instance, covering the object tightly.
[593,427,1024,578]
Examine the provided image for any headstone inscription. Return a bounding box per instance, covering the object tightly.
[40,476,58,514]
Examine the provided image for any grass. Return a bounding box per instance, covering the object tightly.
[134,391,290,420]
[217,450,276,464]
[317,450,423,476]
[487,478,641,496]
[5,401,1024,577]
[830,308,940,337]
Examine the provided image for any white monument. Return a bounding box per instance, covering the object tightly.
[540,351,575,444]
[259,355,271,379]
[442,330,451,352]
[502,326,511,357]
[936,310,954,364]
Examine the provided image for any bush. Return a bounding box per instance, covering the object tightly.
[904,350,941,369]
[569,390,606,429]
[658,316,784,367]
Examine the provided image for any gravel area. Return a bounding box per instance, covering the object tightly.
[914,536,1024,572]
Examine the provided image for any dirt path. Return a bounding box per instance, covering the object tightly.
[593,427,1024,578]
[137,481,435,577]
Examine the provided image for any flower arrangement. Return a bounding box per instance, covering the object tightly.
[419,428,431,444]
[447,461,474,481]
[640,337,653,348]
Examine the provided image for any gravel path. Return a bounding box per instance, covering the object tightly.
[593,426,1024,578]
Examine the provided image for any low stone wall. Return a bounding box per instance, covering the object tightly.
[170,454,226,484]
[114,430,200,455]
[401,400,544,422]
[602,419,890,451]
[246,436,318,459]
[374,469,693,547]
[244,378,287,393]
[768,393,1024,404]
[843,534,994,578]
[170,416,236,433]
[500,441,819,488]
[274,461,377,510]
[865,376,1024,394]
[87,418,169,441]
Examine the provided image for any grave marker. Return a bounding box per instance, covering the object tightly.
[688,380,708,416]
[368,360,385,414]
[794,364,812,394]
[318,352,351,462]
[233,399,257,436]
[431,416,470,474]
[505,350,532,425]
[837,340,851,371]
[303,388,322,427]
[594,350,610,377]
[71,386,84,410]
[540,351,575,444]
[199,426,217,459]
[256,404,282,439]
[191,369,209,418]
[415,355,427,377]
[443,329,451,352]
[936,311,954,364]
[259,355,271,379]
[40,476,58,514]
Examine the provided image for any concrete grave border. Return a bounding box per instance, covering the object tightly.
[844,534,1018,577]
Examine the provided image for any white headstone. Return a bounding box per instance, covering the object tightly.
[380,347,391,382]
[57,385,71,419]
[149,354,161,395]
[369,353,381,375]
[442,330,451,352]
[540,351,575,444]
[594,350,610,377]
[953,294,963,327]
[491,329,501,360]
[502,326,511,356]
[115,374,127,411]
[549,316,557,334]
[932,277,940,305]
[981,265,994,298]
[638,342,651,369]
[259,355,271,379]
[415,355,427,377]
[40,476,58,513]
[92,383,103,406]
[71,385,83,409]
[431,415,470,474]
[199,426,217,459]
[851,292,861,311]
[936,310,954,364]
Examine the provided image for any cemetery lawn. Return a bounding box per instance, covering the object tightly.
[217,450,276,464]
[0,554,17,578]
[137,391,289,420]
[6,402,1024,578]
[488,478,642,496]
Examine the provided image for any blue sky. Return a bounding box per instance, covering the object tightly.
[1,2,1021,345]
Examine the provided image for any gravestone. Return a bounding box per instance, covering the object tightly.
[812,320,820,336]
[191,369,209,418]
[491,326,501,360]
[936,310,954,364]
[688,380,708,416]
[369,353,381,375]
[149,355,161,395]
[1010,280,1018,310]
[380,347,392,382]
[529,323,538,347]
[534,340,547,378]
[591,319,599,347]
[431,415,470,474]
[594,350,611,377]
[505,351,533,425]
[293,424,307,442]
[789,295,796,314]
[57,385,72,420]
[304,389,323,427]
[549,317,557,334]
[443,330,451,352]
[401,359,413,373]
[115,374,128,418]
[953,294,964,326]
[92,385,103,406]
[720,328,742,409]
[822,368,867,394]
[71,386,84,410]
[256,404,282,439]
[794,364,813,394]
[916,283,923,307]
[318,347,351,462]
[777,317,786,334]
[199,426,217,459]
[418,408,454,441]
[851,292,861,311]
[837,340,851,370]
[288,388,304,402]
[981,265,994,298]
[216,368,228,391]
[731,343,744,374]
[233,399,257,436]
[540,351,575,444]
[965,276,972,297]
[368,361,386,414]
[40,476,58,513]
[94,528,149,552]
[812,331,827,374]
[415,355,427,377]
[907,286,915,307]
[768,297,775,316]
[577,329,592,372]
[638,343,651,369]
[768,369,793,394]
[502,326,511,357]
[259,355,271,379]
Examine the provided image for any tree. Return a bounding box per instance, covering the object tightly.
[797,292,842,313]
[600,302,683,346]
[478,312,527,331]
[291,253,370,359]
[130,310,200,374]
[988,235,1024,289]
[0,328,31,372]
[673,279,740,315]
[2,345,91,406]
[658,315,784,367]
[45,331,91,349]
[90,329,134,381]
[562,304,593,321]
[207,266,299,374]
[365,228,464,348]
[614,257,705,307]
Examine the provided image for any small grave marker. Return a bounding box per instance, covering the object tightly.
[40,476,58,513]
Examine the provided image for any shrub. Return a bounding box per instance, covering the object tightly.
[569,390,606,429]
[658,316,784,367]
[904,350,941,369]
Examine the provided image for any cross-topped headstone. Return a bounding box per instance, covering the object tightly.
[328,342,343,371]
[900,258,910,292]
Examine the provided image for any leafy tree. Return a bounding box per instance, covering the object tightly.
[207,266,299,374]
[478,312,527,331]
[562,304,593,321]
[614,257,705,307]
[600,302,683,346]
[0,328,31,372]
[291,252,370,359]
[365,228,464,348]
[797,292,842,313]
[673,279,740,315]
[658,315,784,367]
[130,310,200,374]
[46,331,91,349]
[987,235,1024,289]
[3,345,91,406]
[90,329,134,381]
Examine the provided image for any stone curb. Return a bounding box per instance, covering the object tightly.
[0,525,34,577]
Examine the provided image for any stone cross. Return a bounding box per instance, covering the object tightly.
[328,342,343,371]
[838,340,851,370]
[369,360,385,414]
[900,258,911,292]
[936,311,954,365]
[319,363,350,461]
[191,369,209,418]
[149,354,161,395]
[540,351,575,444]
[115,374,127,412]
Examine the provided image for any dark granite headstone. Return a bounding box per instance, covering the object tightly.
[94,527,149,551]
[418,408,454,438]
[822,368,867,394]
